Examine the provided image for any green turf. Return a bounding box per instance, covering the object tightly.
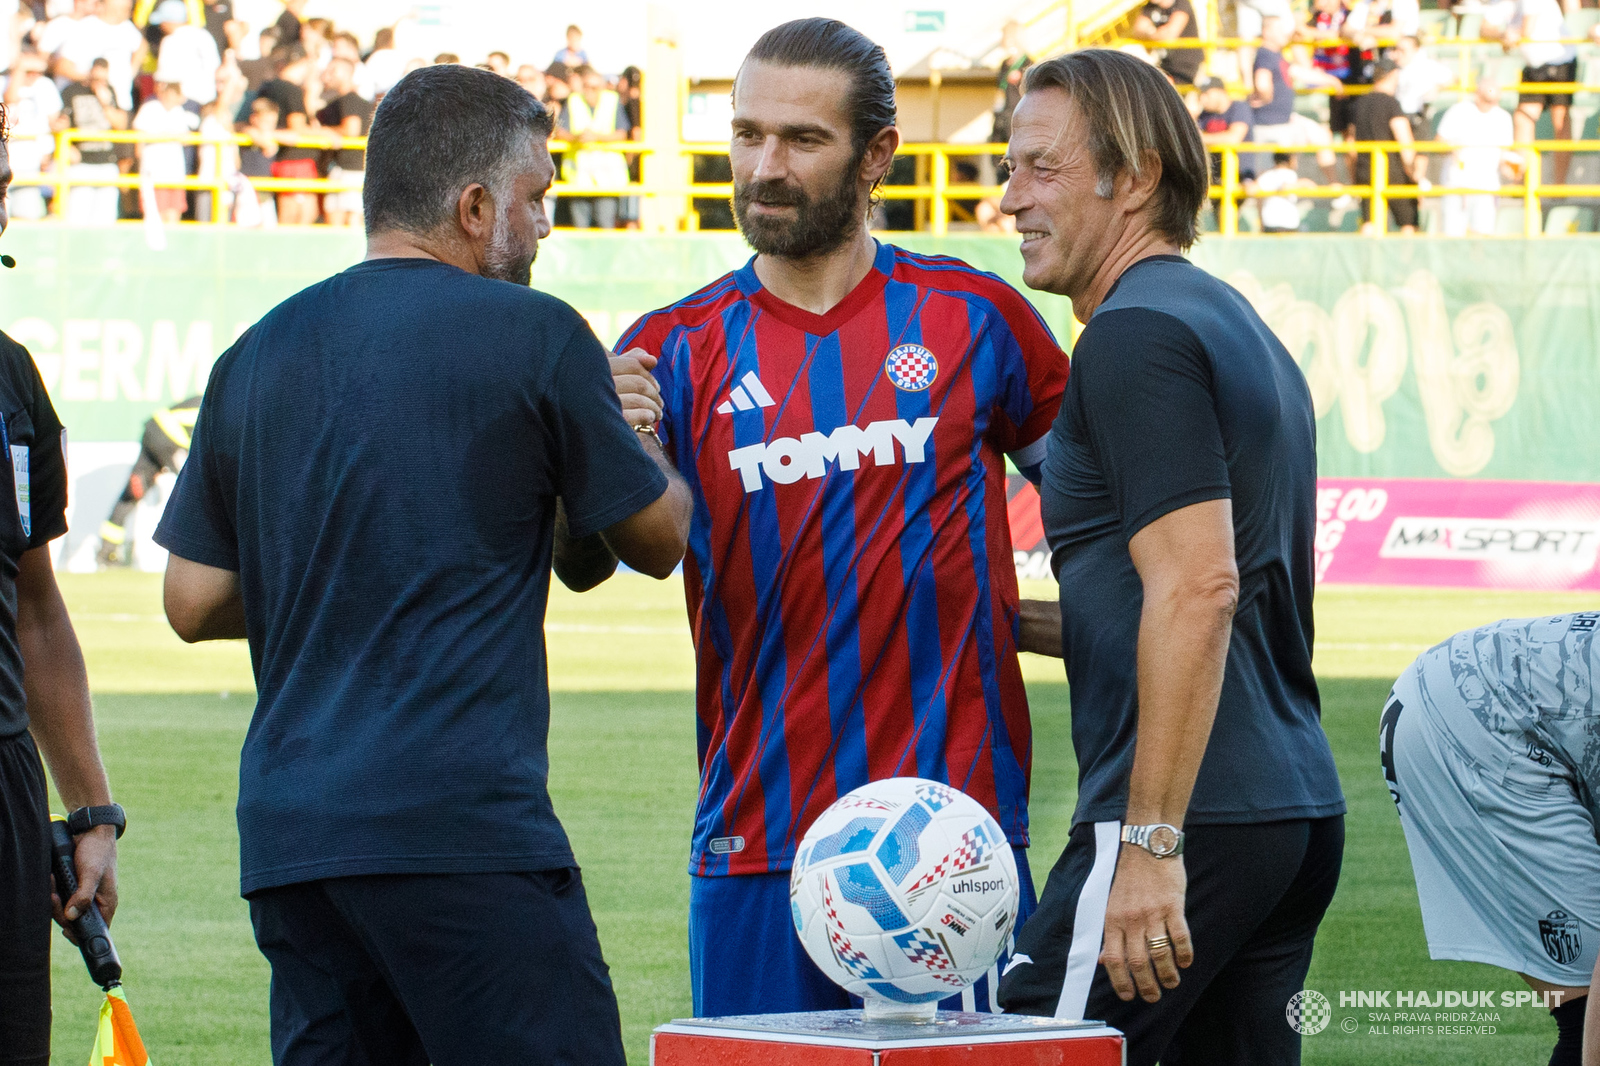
[45,573,1595,1064]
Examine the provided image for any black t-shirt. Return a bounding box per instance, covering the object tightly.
[237,57,275,93]
[154,258,670,894]
[1144,0,1202,82]
[204,0,232,54]
[256,78,316,161]
[61,83,115,165]
[0,333,68,739]
[316,91,373,170]
[1353,89,1404,142]
[273,8,300,45]
[1352,90,1406,172]
[1039,256,1344,827]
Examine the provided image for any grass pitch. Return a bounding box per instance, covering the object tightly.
[46,572,1595,1065]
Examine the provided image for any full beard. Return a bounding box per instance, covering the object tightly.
[733,165,865,260]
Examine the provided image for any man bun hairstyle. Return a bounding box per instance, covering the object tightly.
[1024,49,1208,250]
[363,64,553,237]
[742,18,897,160]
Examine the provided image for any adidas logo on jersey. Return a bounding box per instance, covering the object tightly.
[727,417,938,493]
[716,371,777,414]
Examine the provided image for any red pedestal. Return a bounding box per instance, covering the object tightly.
[651,1011,1124,1066]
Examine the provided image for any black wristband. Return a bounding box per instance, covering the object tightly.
[66,803,126,839]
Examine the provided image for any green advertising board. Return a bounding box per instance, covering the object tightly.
[1,225,1594,484]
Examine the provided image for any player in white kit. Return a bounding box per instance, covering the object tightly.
[1381,612,1600,1066]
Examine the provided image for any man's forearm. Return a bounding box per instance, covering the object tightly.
[19,564,109,809]
[1018,597,1063,657]
[1124,582,1235,826]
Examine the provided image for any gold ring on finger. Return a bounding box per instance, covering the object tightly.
[1146,935,1172,953]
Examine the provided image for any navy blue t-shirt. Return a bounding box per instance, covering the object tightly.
[1252,46,1296,126]
[1039,256,1344,828]
[155,258,669,895]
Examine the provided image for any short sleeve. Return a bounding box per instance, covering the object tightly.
[22,353,66,548]
[1074,308,1230,541]
[546,325,670,540]
[154,358,240,571]
[981,289,1069,468]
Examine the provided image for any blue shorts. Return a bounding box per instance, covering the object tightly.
[689,848,1036,1017]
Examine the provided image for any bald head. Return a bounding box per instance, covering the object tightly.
[1475,75,1501,108]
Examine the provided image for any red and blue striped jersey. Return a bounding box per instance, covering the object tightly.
[619,242,1068,877]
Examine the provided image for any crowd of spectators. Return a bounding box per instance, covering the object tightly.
[1133,0,1600,234]
[4,0,1596,235]
[0,5,643,228]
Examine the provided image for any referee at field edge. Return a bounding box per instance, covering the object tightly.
[156,65,691,1065]
[0,111,125,1066]
[997,50,1346,1065]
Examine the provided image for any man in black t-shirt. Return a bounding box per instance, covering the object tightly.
[1132,0,1204,85]
[156,65,691,1066]
[273,0,304,47]
[256,44,318,223]
[61,59,127,223]
[995,52,1344,1066]
[315,56,372,226]
[1349,58,1420,233]
[0,135,122,1066]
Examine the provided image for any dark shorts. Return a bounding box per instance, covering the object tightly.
[687,850,1037,1018]
[1330,94,1359,139]
[1520,60,1577,108]
[0,732,52,1066]
[249,869,625,1066]
[1354,157,1419,229]
[999,816,1344,1066]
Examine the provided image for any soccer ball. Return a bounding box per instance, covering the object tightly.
[789,777,1020,1007]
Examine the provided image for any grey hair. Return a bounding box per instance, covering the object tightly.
[1023,49,1208,249]
[364,64,553,237]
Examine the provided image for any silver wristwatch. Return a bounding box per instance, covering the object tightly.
[1121,822,1185,858]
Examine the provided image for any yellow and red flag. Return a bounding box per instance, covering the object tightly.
[88,986,150,1066]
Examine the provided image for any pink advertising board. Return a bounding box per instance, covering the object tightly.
[1313,478,1600,591]
[1007,476,1600,591]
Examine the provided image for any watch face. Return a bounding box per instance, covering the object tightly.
[1148,825,1179,856]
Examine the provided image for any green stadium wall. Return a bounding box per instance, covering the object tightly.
[3,226,1596,484]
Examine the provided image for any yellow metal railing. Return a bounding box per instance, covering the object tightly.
[10,129,1599,237]
[1209,140,1600,236]
[1107,33,1600,94]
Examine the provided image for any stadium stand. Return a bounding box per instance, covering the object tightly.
[2,0,1599,235]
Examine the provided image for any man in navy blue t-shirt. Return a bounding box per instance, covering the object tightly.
[156,65,691,1065]
[995,52,1344,1066]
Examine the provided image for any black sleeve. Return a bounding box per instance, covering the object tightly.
[545,323,670,540]
[1074,307,1230,542]
[21,349,66,548]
